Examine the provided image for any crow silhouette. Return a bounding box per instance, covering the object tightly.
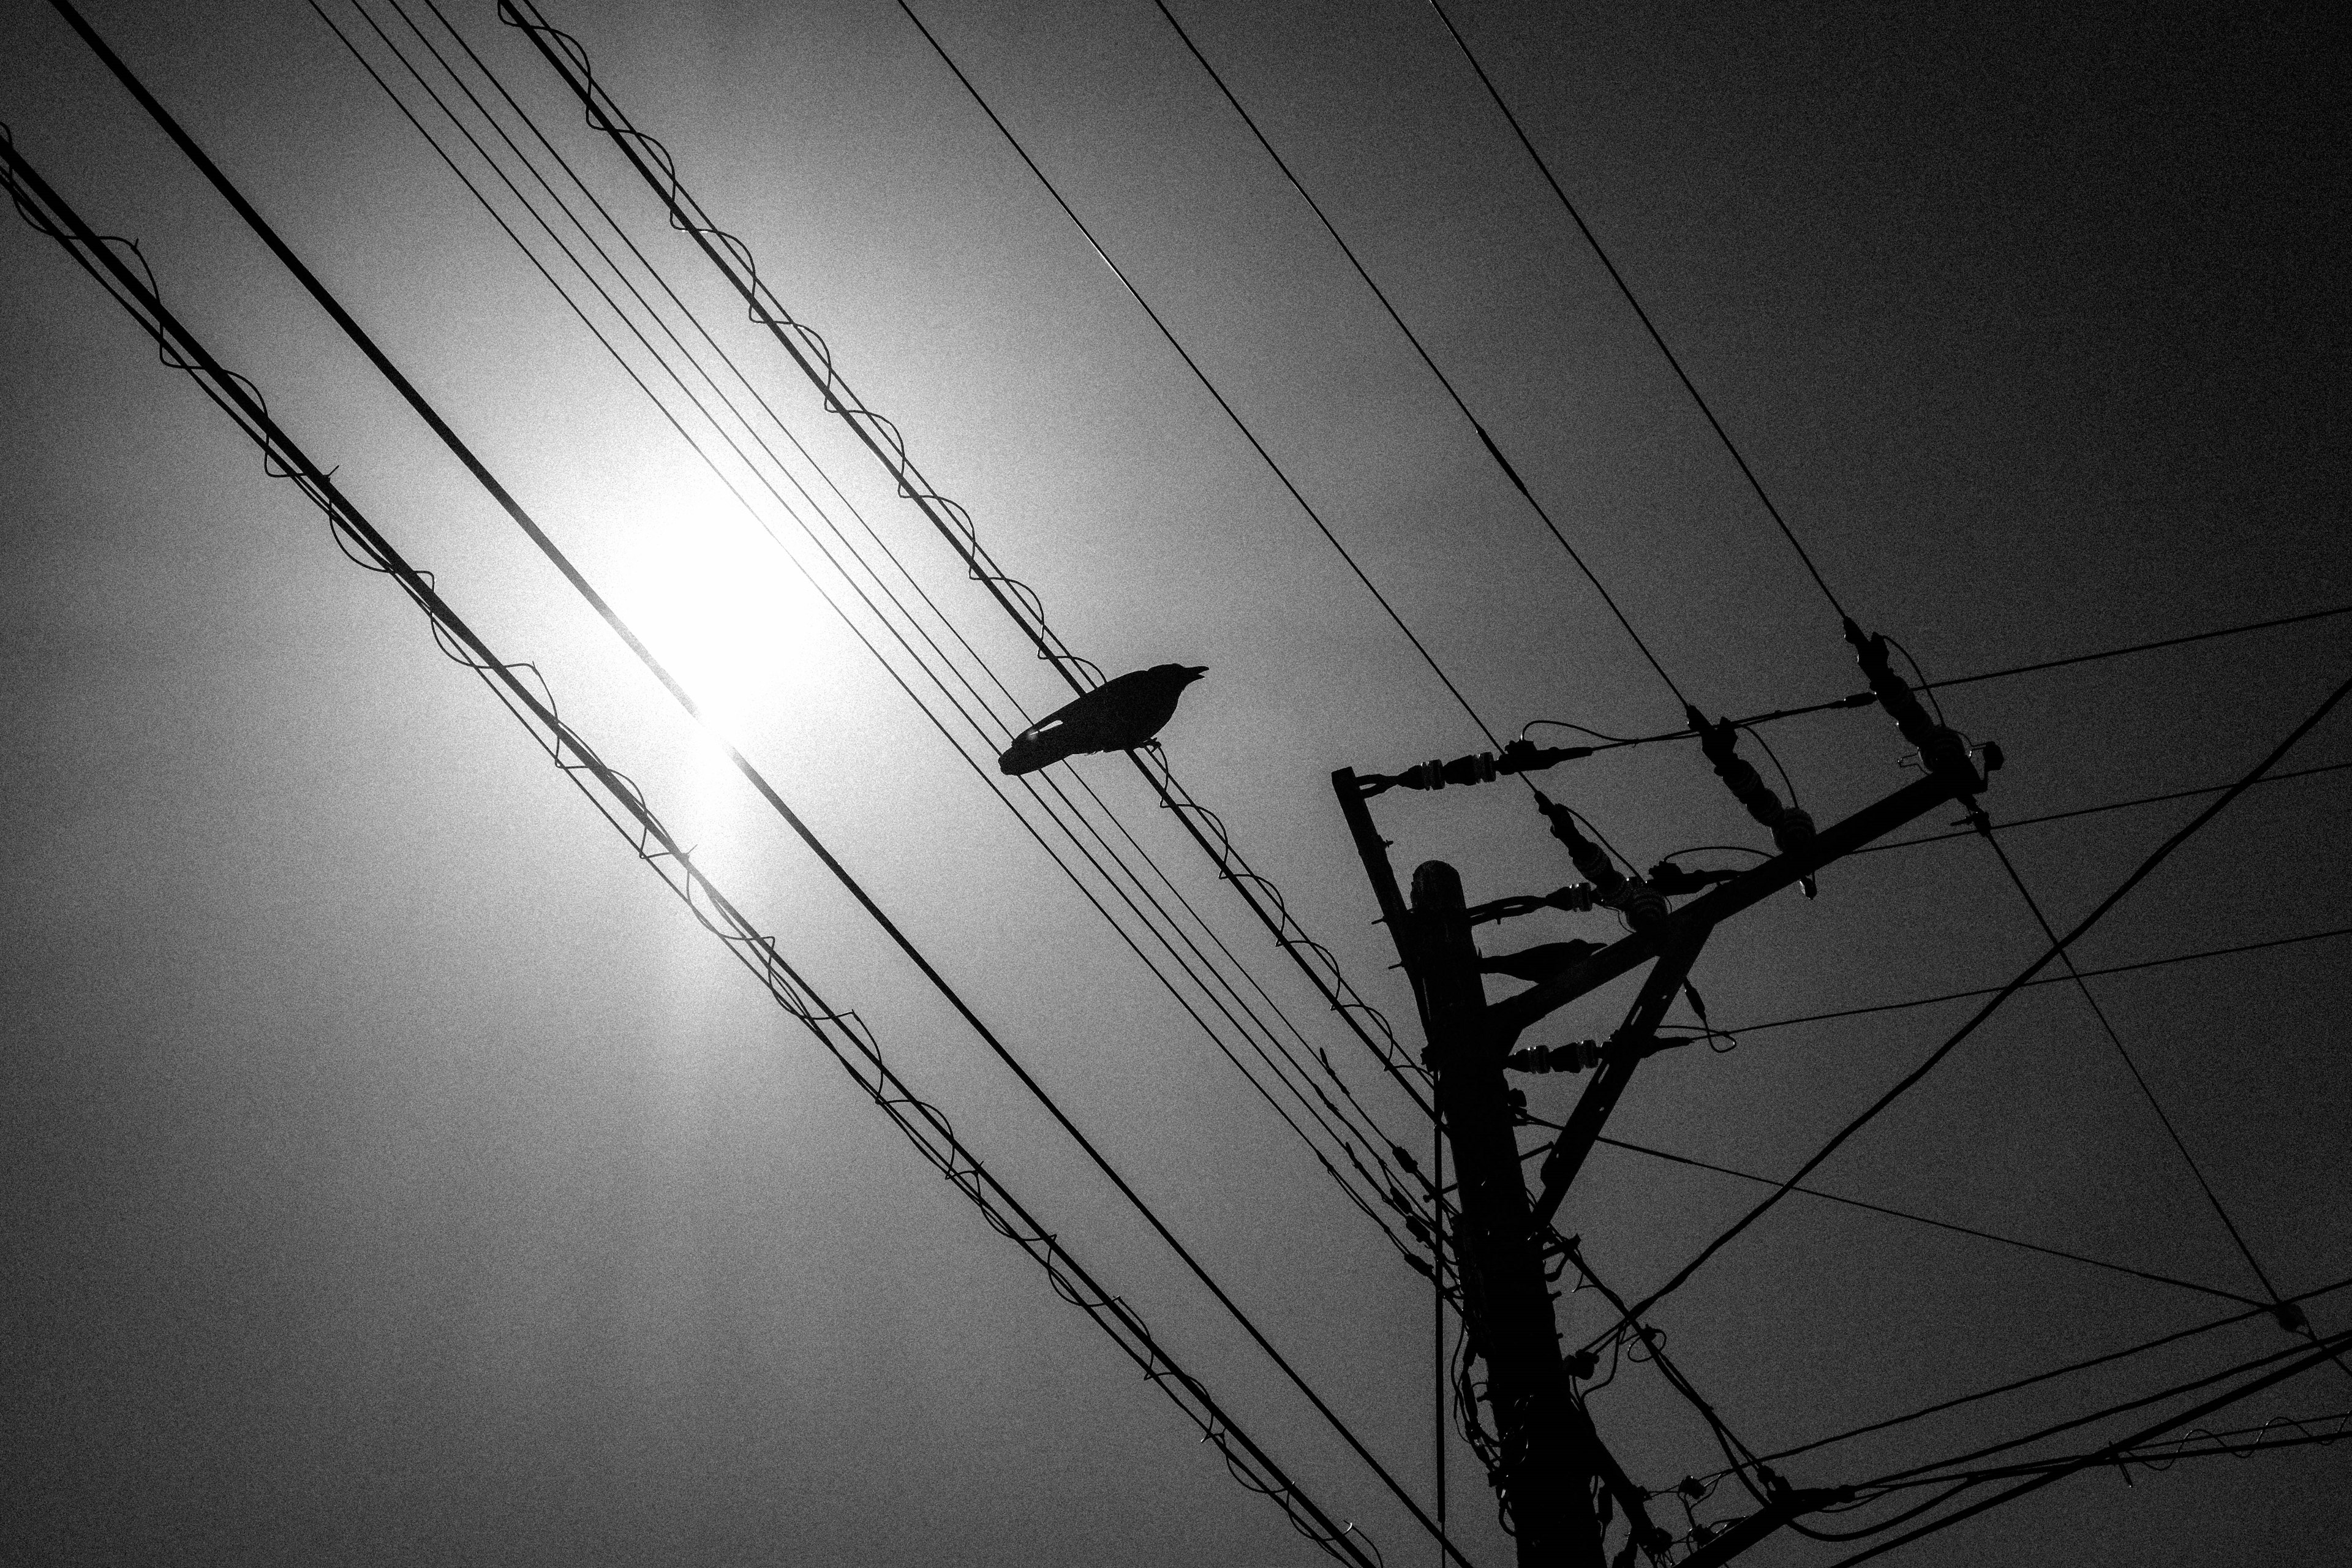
[998,664,1207,775]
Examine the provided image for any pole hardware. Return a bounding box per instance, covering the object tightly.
[1353,737,1590,797]
[1687,703,1820,896]
[1334,688,1985,1565]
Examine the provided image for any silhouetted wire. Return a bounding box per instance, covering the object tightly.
[493,0,1446,1136]
[1716,1273,2352,1477]
[1556,1239,1773,1506]
[1722,924,2352,1037]
[1872,1410,2352,1495]
[386,0,1423,1231]
[1588,1135,2260,1306]
[1843,1330,2352,1503]
[47,17,1460,1554]
[1523,603,2352,757]
[1421,0,1848,622]
[1585,660,2352,1344]
[893,2,1494,745]
[1973,827,2350,1384]
[337,0,1387,1216]
[1861,1411,2352,1492]
[1789,1333,2352,1545]
[1856,758,2352,856]
[350,0,1449,1260]
[0,131,1387,1566]
[1815,1330,2352,1566]
[876,0,1660,894]
[1143,0,1692,711]
[341,0,1438,1280]
[1923,603,2352,693]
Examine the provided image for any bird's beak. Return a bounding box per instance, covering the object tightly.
[1183,665,1207,682]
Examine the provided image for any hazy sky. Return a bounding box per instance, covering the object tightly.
[5,2,2348,1564]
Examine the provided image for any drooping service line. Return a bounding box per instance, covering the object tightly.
[31,10,1471,1551]
[491,0,1442,1125]
[0,121,1393,1568]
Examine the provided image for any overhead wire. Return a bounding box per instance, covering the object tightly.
[1813,1329,2352,1565]
[1905,620,2332,1371]
[1784,1333,2352,1544]
[0,126,1387,1566]
[1421,0,1848,623]
[331,0,1438,1284]
[1521,602,2352,759]
[492,0,1450,1136]
[1855,758,2352,856]
[1862,1409,2352,1491]
[1585,659,2352,1344]
[1142,0,1691,711]
[1553,1237,1774,1508]
[1719,924,2352,1038]
[891,0,1497,748]
[378,0,1427,1236]
[1428,0,2352,1529]
[1972,826,2346,1382]
[1586,1134,2264,1307]
[42,9,1471,1552]
[870,0,1659,886]
[1825,1329,2352,1513]
[1702,1272,2352,1480]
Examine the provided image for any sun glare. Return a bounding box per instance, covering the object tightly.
[611,486,835,753]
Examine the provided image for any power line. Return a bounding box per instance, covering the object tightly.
[868,1,1651,887]
[42,10,1466,1551]
[1815,1335,2352,1561]
[891,0,1502,750]
[1856,758,2351,856]
[1591,660,2352,1341]
[1746,1272,2352,1473]
[494,0,1446,1132]
[1524,601,2352,756]
[1589,1135,2262,1306]
[1866,1409,2351,1491]
[1814,1329,2352,1562]
[1422,0,1849,622]
[1722,924,2352,1038]
[329,0,1435,1273]
[1975,830,2320,1355]
[1143,0,1691,710]
[0,127,1387,1565]
[1921,602,2352,694]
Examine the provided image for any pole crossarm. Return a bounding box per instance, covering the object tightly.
[1487,772,1965,1044]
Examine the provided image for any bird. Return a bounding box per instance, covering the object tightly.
[997,664,1207,775]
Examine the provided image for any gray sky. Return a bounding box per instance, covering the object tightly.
[4,2,2348,1564]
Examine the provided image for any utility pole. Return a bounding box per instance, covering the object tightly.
[1415,855,1602,1563]
[1335,633,1994,1566]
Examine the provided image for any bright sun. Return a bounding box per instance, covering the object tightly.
[611,483,836,749]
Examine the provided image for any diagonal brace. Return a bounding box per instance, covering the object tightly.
[1487,771,1964,1045]
[1530,929,1707,1230]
